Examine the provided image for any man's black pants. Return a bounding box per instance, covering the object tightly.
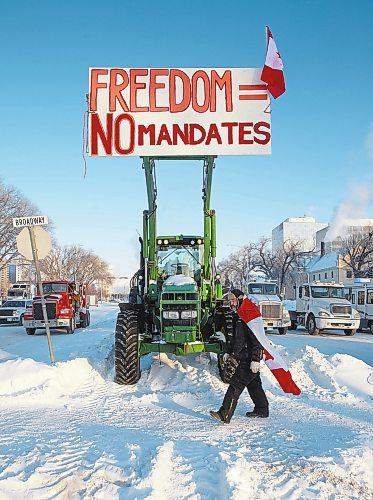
[220,361,268,423]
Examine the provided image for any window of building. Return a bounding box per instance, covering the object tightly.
[358,291,365,305]
[313,275,315,280]
[367,290,373,305]
[324,272,327,279]
[318,274,321,280]
[346,270,353,278]
[331,271,334,278]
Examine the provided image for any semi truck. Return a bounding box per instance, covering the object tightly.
[115,156,230,385]
[7,283,35,299]
[247,281,291,335]
[23,280,90,335]
[289,281,360,336]
[343,279,373,334]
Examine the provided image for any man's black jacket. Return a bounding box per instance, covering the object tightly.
[228,316,263,362]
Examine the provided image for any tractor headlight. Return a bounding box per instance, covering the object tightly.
[12,310,18,316]
[163,310,179,319]
[353,309,360,319]
[283,309,290,318]
[181,310,198,319]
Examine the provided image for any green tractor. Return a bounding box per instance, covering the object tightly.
[115,156,231,385]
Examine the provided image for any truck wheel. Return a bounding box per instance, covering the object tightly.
[290,321,297,331]
[278,327,288,335]
[344,329,356,336]
[115,309,140,385]
[66,319,75,334]
[26,328,36,335]
[369,322,373,335]
[307,315,320,335]
[86,311,91,326]
[81,314,88,328]
[19,315,24,326]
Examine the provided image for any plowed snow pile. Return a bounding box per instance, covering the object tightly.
[0,306,372,499]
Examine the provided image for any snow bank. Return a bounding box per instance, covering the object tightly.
[281,345,373,403]
[0,357,106,406]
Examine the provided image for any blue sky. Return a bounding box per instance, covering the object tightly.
[1,0,373,276]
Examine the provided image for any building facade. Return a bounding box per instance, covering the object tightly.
[316,219,373,253]
[272,216,328,253]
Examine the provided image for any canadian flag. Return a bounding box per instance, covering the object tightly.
[237,296,301,395]
[261,26,286,99]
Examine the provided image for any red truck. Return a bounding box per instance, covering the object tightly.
[23,280,91,335]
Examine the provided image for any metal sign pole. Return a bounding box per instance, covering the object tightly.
[27,226,55,363]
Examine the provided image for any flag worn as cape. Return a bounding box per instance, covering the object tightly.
[237,296,301,395]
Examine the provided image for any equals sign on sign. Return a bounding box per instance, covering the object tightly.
[238,84,268,100]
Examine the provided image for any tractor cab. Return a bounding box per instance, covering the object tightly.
[157,236,203,282]
[156,236,203,344]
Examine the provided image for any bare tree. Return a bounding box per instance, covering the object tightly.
[254,238,311,292]
[40,244,113,286]
[218,244,257,290]
[0,180,41,271]
[340,231,373,278]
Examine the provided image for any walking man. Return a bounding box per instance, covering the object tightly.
[210,289,269,423]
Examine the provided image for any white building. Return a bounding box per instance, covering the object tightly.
[306,252,353,285]
[272,217,328,253]
[316,219,373,253]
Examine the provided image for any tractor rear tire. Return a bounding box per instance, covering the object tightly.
[217,353,230,383]
[115,309,140,385]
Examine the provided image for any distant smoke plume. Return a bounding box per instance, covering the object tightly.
[325,184,373,242]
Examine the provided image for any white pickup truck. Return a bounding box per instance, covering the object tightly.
[290,281,360,336]
[0,299,33,326]
[247,281,291,335]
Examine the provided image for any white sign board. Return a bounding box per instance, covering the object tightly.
[16,226,52,260]
[12,215,49,228]
[88,68,271,156]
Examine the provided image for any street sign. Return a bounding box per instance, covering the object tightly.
[12,215,49,228]
[16,226,52,260]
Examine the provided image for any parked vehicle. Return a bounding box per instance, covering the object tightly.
[7,282,35,300]
[290,281,360,336]
[344,278,373,334]
[0,299,33,326]
[23,281,90,335]
[247,281,291,335]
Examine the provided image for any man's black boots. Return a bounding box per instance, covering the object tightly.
[245,408,269,418]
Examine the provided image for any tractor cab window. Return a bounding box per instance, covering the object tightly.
[158,245,203,279]
[42,283,68,294]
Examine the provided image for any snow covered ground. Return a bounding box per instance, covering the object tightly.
[0,303,372,499]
